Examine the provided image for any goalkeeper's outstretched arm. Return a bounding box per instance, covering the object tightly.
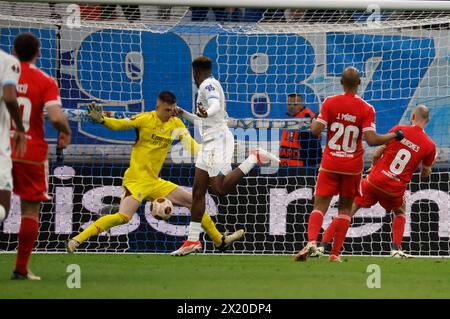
[87,102,139,130]
[103,117,137,130]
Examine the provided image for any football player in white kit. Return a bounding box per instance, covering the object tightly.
[171,56,279,256]
[0,49,27,224]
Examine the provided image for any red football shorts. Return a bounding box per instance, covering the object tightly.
[354,178,404,211]
[315,170,362,198]
[12,161,50,202]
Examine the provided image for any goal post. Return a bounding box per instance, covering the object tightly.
[0,0,449,256]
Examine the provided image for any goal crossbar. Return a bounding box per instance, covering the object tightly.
[5,0,450,11]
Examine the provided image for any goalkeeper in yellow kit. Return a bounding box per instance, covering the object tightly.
[66,91,244,254]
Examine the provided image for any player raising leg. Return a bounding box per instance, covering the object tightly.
[321,105,436,259]
[66,92,244,253]
[171,56,279,256]
[293,67,404,263]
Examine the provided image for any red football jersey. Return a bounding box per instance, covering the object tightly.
[11,62,61,163]
[316,92,376,174]
[368,124,436,196]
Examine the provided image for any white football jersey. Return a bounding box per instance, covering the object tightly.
[0,49,21,158]
[196,76,228,136]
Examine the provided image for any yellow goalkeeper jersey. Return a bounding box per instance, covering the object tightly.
[103,111,198,181]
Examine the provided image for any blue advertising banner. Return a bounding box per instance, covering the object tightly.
[0,26,448,154]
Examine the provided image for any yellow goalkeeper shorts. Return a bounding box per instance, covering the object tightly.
[122,177,177,203]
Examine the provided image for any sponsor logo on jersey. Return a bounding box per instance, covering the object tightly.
[150,133,172,148]
[205,84,215,92]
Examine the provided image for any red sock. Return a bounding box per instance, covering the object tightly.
[330,213,351,256]
[307,210,324,243]
[321,217,337,245]
[15,217,39,275]
[392,214,406,250]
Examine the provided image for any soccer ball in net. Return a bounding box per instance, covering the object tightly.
[151,198,173,221]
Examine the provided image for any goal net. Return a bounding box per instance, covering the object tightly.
[0,1,449,256]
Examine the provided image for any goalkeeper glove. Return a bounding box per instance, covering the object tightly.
[394,129,404,141]
[87,102,104,124]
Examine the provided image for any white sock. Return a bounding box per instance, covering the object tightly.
[187,221,202,242]
[238,154,258,175]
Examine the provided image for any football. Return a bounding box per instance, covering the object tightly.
[151,197,173,221]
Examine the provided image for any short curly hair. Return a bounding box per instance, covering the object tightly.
[14,32,40,62]
[192,56,212,72]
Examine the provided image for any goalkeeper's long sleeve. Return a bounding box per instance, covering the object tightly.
[172,126,200,156]
[182,133,200,156]
[102,117,136,130]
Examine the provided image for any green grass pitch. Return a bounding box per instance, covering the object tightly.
[1,254,450,298]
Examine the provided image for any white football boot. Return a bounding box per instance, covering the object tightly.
[216,229,245,252]
[11,269,41,281]
[390,249,413,258]
[310,245,325,258]
[171,240,202,256]
[293,242,317,262]
[66,238,80,254]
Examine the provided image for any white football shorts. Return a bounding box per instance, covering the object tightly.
[196,128,234,177]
